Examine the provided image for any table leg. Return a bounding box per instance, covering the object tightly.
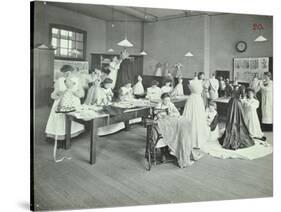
[65,115,72,149]
[124,120,131,131]
[90,120,98,165]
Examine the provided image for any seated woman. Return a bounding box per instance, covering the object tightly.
[45,65,84,140]
[161,79,173,94]
[146,80,162,100]
[206,101,219,142]
[219,86,255,150]
[95,78,125,136]
[119,81,134,101]
[152,93,195,168]
[243,88,265,140]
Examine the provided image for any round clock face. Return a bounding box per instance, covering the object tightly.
[236,41,247,52]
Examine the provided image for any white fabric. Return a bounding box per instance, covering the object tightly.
[209,78,219,100]
[243,98,264,138]
[260,80,273,124]
[249,77,260,94]
[206,108,219,142]
[108,60,121,88]
[119,86,134,101]
[133,81,144,95]
[146,87,162,100]
[182,79,209,148]
[171,82,184,96]
[97,123,125,136]
[202,139,272,160]
[219,80,226,91]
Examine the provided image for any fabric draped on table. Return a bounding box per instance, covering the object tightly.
[219,96,255,150]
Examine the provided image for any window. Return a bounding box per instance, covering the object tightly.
[50,24,86,60]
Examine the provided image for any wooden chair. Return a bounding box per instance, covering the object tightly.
[144,108,168,171]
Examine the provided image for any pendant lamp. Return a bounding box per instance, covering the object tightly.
[117,13,134,47]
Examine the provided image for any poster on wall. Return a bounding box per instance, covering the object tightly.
[54,59,89,80]
[233,57,269,83]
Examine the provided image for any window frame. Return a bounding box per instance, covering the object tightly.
[49,24,87,61]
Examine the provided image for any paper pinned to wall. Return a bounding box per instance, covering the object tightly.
[233,57,269,83]
[54,59,89,81]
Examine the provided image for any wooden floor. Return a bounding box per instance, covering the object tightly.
[33,106,273,211]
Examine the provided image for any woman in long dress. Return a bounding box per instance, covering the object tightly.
[198,72,210,108]
[209,73,219,100]
[219,86,255,150]
[45,65,84,140]
[108,56,123,89]
[243,88,264,139]
[84,69,103,105]
[182,76,209,149]
[153,93,194,168]
[259,72,273,127]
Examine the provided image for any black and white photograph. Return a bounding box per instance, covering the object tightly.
[29,0,274,211]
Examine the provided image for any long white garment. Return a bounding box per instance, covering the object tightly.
[108,60,121,89]
[133,81,145,95]
[45,77,84,140]
[209,78,219,100]
[146,87,162,100]
[260,80,273,124]
[243,98,264,138]
[171,82,184,96]
[182,79,209,148]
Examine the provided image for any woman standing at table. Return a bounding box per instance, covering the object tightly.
[259,72,273,131]
[45,65,84,140]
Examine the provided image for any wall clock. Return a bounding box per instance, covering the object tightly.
[236,41,247,52]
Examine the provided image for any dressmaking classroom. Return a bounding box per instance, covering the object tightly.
[31,1,273,211]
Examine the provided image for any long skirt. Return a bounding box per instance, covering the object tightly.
[182,94,209,149]
[219,98,255,150]
[45,100,84,140]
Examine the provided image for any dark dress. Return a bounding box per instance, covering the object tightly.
[219,92,255,150]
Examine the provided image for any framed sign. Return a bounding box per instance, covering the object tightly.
[233,57,269,83]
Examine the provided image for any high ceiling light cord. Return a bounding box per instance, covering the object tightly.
[140,8,148,56]
[108,6,115,52]
[117,12,134,47]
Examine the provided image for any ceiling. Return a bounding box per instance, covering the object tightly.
[47,1,223,23]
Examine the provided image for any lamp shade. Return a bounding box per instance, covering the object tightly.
[184,51,194,57]
[117,38,134,47]
[254,35,267,42]
[71,49,81,55]
[107,48,115,52]
[140,50,148,56]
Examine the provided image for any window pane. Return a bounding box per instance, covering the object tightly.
[60,39,68,48]
[51,38,58,47]
[54,49,58,55]
[69,31,75,40]
[76,33,83,41]
[60,48,68,56]
[69,40,76,49]
[60,30,68,39]
[76,41,83,49]
[52,28,58,34]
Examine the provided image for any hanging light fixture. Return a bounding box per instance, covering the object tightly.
[117,12,134,47]
[107,7,115,52]
[139,8,148,56]
[184,51,194,57]
[254,35,267,42]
